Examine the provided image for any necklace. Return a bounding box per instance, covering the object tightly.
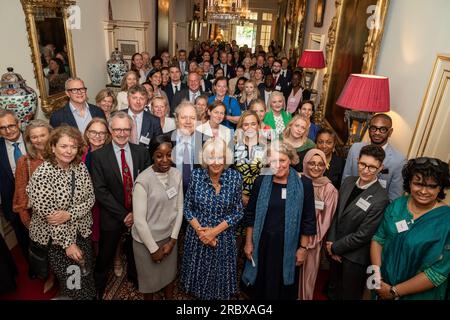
[408,198,438,217]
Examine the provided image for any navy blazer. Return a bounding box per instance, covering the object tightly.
[49,102,105,130]
[124,109,163,148]
[162,81,187,112]
[0,138,16,221]
[172,89,206,116]
[214,63,236,79]
[91,143,151,231]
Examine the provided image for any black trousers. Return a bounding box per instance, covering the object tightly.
[94,228,137,297]
[328,257,368,300]
[6,212,30,262]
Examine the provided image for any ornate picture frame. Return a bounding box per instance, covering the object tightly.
[21,0,77,117]
[314,0,326,27]
[316,0,390,143]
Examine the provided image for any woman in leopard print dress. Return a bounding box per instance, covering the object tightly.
[27,126,96,300]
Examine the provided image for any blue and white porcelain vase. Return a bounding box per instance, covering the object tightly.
[0,67,37,130]
[107,48,128,86]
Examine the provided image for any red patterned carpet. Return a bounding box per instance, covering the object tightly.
[0,244,329,300]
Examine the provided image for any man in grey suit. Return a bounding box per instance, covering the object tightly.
[326,145,390,300]
[342,113,406,201]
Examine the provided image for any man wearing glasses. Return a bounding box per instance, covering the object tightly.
[326,145,390,300]
[342,113,406,202]
[50,77,105,134]
[91,111,151,299]
[0,110,31,273]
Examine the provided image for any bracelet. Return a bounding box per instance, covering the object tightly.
[390,286,400,300]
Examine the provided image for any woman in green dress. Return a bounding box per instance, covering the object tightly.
[370,157,450,300]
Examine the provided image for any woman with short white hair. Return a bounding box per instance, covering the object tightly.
[181,137,244,299]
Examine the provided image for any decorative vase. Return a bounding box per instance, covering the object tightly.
[0,67,37,130]
[107,48,128,86]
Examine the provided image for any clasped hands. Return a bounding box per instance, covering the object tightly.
[326,241,342,263]
[196,226,218,247]
[151,239,177,264]
[47,210,71,225]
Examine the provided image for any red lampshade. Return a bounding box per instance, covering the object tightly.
[297,50,326,69]
[336,74,390,112]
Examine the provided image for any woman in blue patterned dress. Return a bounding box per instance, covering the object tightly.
[181,137,244,300]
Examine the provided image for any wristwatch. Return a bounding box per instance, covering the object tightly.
[389,286,400,300]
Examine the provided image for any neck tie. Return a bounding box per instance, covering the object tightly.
[130,115,138,144]
[120,149,133,211]
[13,142,22,164]
[182,142,192,194]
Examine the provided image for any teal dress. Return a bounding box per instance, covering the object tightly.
[373,195,450,300]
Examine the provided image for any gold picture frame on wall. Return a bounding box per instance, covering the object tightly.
[316,0,390,143]
[21,0,77,117]
[314,0,326,27]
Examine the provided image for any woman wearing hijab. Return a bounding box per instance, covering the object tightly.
[298,149,339,300]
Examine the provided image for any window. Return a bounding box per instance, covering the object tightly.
[235,24,256,50]
[248,11,258,20]
[259,25,272,51]
[262,13,273,21]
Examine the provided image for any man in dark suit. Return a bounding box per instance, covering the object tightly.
[214,51,235,79]
[280,57,293,85]
[326,145,390,300]
[0,110,30,263]
[177,49,189,80]
[92,110,152,299]
[125,84,162,148]
[162,65,187,112]
[172,72,205,112]
[271,59,290,101]
[164,101,209,194]
[200,61,214,94]
[253,53,271,76]
[49,77,105,133]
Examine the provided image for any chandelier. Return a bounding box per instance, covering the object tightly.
[206,0,248,26]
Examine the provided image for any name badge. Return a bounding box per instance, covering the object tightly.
[275,85,282,91]
[356,197,371,211]
[379,179,387,189]
[315,200,325,210]
[289,97,297,103]
[139,136,150,145]
[281,188,287,199]
[395,220,409,233]
[166,186,177,199]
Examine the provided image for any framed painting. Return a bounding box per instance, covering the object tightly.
[316,0,390,143]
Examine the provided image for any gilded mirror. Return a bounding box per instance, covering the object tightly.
[21,0,77,116]
[316,0,390,144]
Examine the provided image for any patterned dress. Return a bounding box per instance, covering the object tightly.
[181,168,244,300]
[234,143,265,197]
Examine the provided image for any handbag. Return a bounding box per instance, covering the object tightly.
[28,170,76,279]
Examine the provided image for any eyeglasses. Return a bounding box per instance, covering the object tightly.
[369,125,391,134]
[111,128,132,134]
[358,161,380,173]
[0,124,18,131]
[307,161,325,169]
[413,157,439,167]
[88,130,108,138]
[67,87,87,94]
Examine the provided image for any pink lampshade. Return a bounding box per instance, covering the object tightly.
[297,50,326,69]
[336,74,390,112]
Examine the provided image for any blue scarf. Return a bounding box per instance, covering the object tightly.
[242,168,304,286]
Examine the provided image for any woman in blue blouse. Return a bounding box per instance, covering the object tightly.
[181,137,244,300]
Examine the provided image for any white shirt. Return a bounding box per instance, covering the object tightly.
[172,82,181,95]
[128,110,144,139]
[196,122,232,145]
[112,141,134,181]
[5,135,26,177]
[163,117,176,133]
[117,91,129,110]
[69,102,92,134]
[189,90,201,103]
[264,90,272,105]
[356,177,379,190]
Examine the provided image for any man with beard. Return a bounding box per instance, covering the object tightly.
[271,59,290,101]
[342,113,406,201]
